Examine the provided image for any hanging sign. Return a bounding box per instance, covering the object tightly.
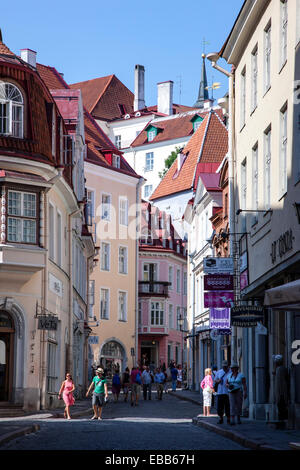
[209,308,231,329]
[204,274,234,291]
[231,305,264,327]
[38,315,58,331]
[203,257,234,274]
[204,291,234,308]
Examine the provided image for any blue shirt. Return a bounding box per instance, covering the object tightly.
[214,369,231,395]
[155,372,165,384]
[227,372,245,392]
[171,368,178,380]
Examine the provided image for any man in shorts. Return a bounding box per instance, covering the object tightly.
[86,367,108,420]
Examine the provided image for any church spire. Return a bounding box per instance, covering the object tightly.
[194,53,209,108]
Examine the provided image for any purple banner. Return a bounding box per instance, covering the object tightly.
[204,291,234,308]
[209,308,231,329]
[204,274,234,291]
[240,270,248,290]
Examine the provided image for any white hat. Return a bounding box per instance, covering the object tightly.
[230,362,239,369]
[96,367,104,374]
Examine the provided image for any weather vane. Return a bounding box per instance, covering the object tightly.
[202,37,210,56]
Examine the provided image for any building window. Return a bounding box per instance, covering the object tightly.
[101,193,111,220]
[89,280,95,318]
[49,203,55,258]
[176,306,181,331]
[115,135,121,149]
[86,190,95,226]
[183,272,187,295]
[168,304,173,329]
[264,22,271,92]
[176,269,181,293]
[144,184,153,199]
[240,67,246,128]
[145,152,154,172]
[0,82,24,138]
[138,301,142,325]
[147,130,156,142]
[252,144,258,224]
[280,0,288,68]
[151,301,164,326]
[251,46,258,111]
[7,191,37,244]
[57,211,62,267]
[112,154,120,168]
[118,291,127,321]
[168,266,173,290]
[280,103,288,196]
[119,197,128,226]
[47,339,57,393]
[118,246,128,274]
[101,242,110,271]
[100,288,109,320]
[241,158,247,233]
[264,127,271,209]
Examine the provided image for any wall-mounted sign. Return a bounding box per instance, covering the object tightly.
[231,305,264,327]
[49,273,63,298]
[240,270,249,290]
[239,252,248,273]
[88,336,99,344]
[204,274,234,291]
[209,308,231,329]
[271,229,294,264]
[204,291,234,308]
[203,257,234,274]
[38,315,58,331]
[210,328,232,340]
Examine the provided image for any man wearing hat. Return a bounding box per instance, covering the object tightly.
[86,367,108,420]
[214,360,231,424]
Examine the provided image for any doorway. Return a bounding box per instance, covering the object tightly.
[0,311,15,402]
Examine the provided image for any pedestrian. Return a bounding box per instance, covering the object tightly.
[273,355,289,421]
[130,366,142,406]
[214,360,231,424]
[226,362,247,425]
[122,367,130,402]
[154,367,165,400]
[142,366,153,400]
[211,365,218,408]
[177,364,183,388]
[170,363,178,391]
[149,361,156,374]
[86,367,108,420]
[58,372,75,420]
[163,369,169,394]
[112,371,121,403]
[200,368,215,416]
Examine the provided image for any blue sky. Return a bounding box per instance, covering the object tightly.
[1,0,243,107]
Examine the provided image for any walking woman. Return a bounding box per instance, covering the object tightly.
[226,362,247,425]
[200,368,215,416]
[58,373,75,420]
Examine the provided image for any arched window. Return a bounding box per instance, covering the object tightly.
[0,82,24,138]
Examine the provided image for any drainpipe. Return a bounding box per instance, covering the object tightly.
[135,177,144,367]
[189,251,196,390]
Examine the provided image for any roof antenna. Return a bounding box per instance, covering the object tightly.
[0,29,3,42]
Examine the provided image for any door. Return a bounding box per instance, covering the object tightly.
[0,333,11,401]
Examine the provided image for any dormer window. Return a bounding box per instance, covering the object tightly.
[190,114,203,133]
[148,130,156,141]
[0,82,24,138]
[112,154,121,168]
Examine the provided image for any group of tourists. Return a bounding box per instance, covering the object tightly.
[200,360,247,425]
[57,361,185,420]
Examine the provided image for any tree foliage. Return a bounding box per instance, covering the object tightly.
[158,146,182,179]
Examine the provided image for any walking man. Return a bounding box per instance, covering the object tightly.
[154,368,165,400]
[86,367,108,420]
[170,363,178,392]
[142,366,153,400]
[214,360,231,424]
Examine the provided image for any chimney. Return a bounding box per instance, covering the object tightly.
[157,81,173,115]
[20,48,37,68]
[134,65,145,112]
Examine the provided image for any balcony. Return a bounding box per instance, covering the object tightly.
[138,281,171,298]
[0,244,46,283]
[138,324,169,336]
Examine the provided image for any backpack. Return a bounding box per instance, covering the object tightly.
[135,372,142,384]
[113,374,120,385]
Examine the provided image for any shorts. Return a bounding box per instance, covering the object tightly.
[92,392,105,407]
[131,383,141,395]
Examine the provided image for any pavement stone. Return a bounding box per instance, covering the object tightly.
[168,388,300,451]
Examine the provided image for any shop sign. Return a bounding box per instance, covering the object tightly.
[209,308,231,329]
[271,229,294,264]
[210,328,232,340]
[38,315,58,331]
[204,274,233,291]
[88,336,99,344]
[204,291,234,308]
[203,257,234,274]
[49,273,63,298]
[231,305,264,327]
[240,270,249,290]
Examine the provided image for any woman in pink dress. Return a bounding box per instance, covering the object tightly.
[200,368,215,417]
[58,373,75,420]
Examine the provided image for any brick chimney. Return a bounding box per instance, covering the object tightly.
[20,49,37,68]
[134,65,145,112]
[157,81,173,115]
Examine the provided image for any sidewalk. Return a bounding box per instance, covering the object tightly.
[0,398,92,446]
[168,388,300,451]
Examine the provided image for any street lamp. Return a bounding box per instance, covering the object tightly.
[293,203,300,224]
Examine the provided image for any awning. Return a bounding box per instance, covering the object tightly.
[264,279,300,310]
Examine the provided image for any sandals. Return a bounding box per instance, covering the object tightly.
[90,416,98,420]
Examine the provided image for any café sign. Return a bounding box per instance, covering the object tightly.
[38,315,58,331]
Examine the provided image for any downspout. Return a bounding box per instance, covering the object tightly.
[135,177,144,367]
[189,251,196,391]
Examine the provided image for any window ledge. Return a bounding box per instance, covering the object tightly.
[278,191,287,202]
[239,124,246,133]
[279,60,287,75]
[250,105,257,117]
[263,85,271,98]
[118,319,127,323]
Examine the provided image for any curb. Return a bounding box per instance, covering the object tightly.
[192,418,279,451]
[168,391,202,407]
[0,424,40,447]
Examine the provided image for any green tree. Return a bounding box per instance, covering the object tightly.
[158,146,182,179]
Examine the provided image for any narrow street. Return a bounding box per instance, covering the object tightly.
[0,393,245,451]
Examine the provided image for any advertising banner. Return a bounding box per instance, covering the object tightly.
[203,257,234,274]
[209,308,231,329]
[204,274,234,291]
[204,291,234,308]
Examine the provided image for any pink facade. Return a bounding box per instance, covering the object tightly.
[138,202,187,368]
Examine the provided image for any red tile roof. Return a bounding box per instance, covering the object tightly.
[150,109,228,200]
[37,63,69,90]
[70,75,134,121]
[130,108,224,148]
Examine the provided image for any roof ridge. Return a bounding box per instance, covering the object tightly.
[89,74,114,113]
